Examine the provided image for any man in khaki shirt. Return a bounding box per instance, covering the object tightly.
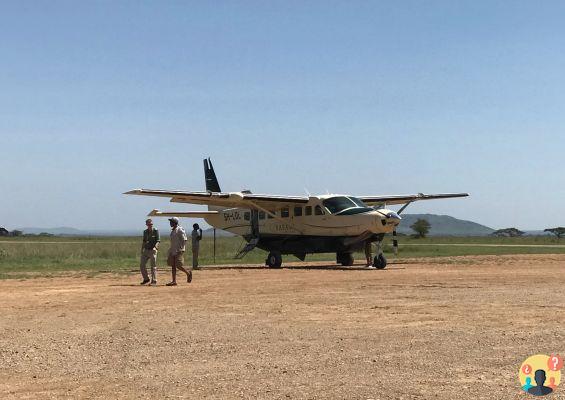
[140,218,160,285]
[166,217,192,286]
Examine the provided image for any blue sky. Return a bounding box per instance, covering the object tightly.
[1,1,564,231]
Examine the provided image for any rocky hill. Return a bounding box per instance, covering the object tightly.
[397,214,494,236]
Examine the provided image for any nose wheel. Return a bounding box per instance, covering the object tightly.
[373,254,387,269]
[266,252,282,268]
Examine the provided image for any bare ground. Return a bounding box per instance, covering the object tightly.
[1,254,564,399]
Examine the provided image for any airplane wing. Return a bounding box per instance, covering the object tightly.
[124,189,309,211]
[359,193,469,206]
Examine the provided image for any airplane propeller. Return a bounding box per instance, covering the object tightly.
[392,201,412,255]
[375,202,413,255]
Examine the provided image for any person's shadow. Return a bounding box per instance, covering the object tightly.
[527,369,553,396]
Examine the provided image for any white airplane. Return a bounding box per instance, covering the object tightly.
[125,158,468,269]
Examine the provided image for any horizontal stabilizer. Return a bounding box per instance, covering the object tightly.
[147,209,219,218]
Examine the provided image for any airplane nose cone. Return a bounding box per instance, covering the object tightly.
[379,211,401,227]
[374,210,401,227]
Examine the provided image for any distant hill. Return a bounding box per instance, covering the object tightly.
[397,214,494,236]
[18,227,86,236]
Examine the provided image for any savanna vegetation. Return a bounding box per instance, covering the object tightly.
[1,234,565,278]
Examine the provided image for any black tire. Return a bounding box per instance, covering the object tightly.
[266,252,282,268]
[373,254,387,269]
[337,252,354,266]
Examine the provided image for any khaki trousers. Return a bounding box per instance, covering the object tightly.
[140,248,157,281]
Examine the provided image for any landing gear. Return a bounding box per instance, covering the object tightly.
[266,252,282,268]
[371,237,387,269]
[373,254,387,269]
[336,252,354,266]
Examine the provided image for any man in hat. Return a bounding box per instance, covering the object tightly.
[166,217,192,286]
[191,223,203,270]
[140,218,160,285]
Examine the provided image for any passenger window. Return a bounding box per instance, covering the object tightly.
[244,212,250,221]
[268,210,275,219]
[294,206,302,217]
[281,208,289,218]
[259,211,265,220]
[315,205,324,215]
[305,206,312,216]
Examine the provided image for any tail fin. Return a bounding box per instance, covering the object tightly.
[203,158,225,212]
[204,158,221,193]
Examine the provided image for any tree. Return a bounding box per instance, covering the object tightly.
[544,227,565,239]
[410,218,431,238]
[491,228,524,237]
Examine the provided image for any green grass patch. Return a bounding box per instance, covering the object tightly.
[0,235,564,278]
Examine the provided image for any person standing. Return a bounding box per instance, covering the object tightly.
[191,223,203,269]
[166,217,192,286]
[364,240,375,269]
[140,218,160,285]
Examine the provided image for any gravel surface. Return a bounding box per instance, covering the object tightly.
[1,255,564,399]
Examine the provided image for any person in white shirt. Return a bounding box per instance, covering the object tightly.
[166,217,192,286]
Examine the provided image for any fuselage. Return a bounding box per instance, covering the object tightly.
[203,195,400,255]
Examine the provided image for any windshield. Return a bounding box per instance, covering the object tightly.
[322,197,357,214]
[349,197,367,207]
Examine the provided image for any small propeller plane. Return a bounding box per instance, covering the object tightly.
[125,158,468,269]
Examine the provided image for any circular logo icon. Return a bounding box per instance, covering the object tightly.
[519,354,562,396]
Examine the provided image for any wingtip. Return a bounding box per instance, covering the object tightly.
[124,189,142,195]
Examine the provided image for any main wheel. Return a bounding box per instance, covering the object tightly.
[266,252,282,268]
[373,254,387,269]
[337,252,354,266]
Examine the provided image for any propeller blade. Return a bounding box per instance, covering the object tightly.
[392,230,398,255]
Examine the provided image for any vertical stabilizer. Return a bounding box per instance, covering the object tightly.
[204,158,221,193]
[203,158,224,212]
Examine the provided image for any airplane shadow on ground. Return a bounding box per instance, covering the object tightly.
[194,264,407,271]
[110,265,407,286]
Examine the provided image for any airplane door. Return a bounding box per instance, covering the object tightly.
[250,209,259,237]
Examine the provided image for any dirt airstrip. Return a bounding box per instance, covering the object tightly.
[1,254,564,399]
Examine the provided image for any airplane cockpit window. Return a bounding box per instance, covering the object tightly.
[322,197,357,214]
[314,205,324,215]
[322,196,372,215]
[349,197,367,207]
[294,206,302,217]
[281,208,289,218]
